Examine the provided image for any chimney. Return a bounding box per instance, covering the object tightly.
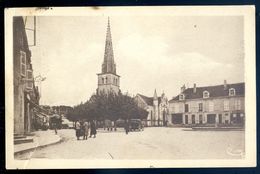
[193,83,197,93]
[224,80,227,90]
[181,84,186,93]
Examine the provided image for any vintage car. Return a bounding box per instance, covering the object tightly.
[61,118,74,129]
[129,119,144,131]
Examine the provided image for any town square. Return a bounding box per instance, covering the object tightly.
[6,7,255,168]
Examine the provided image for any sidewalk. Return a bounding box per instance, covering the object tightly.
[14,130,62,155]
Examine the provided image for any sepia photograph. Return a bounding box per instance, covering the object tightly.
[5,6,256,169]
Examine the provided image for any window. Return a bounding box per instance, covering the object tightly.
[20,51,26,77]
[26,69,33,90]
[203,91,209,98]
[179,94,185,100]
[198,103,203,112]
[102,77,104,84]
[224,100,229,111]
[209,101,214,112]
[235,99,241,110]
[185,104,189,112]
[229,88,236,96]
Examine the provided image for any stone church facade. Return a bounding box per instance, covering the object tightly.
[135,90,170,127]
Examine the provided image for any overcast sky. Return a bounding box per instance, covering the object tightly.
[27,16,244,106]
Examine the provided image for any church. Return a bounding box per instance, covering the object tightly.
[97,18,120,94]
[96,18,169,127]
[135,90,169,127]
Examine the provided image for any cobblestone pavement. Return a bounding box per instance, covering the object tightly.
[15,127,245,160]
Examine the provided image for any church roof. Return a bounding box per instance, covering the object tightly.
[102,17,117,74]
[169,82,245,102]
[137,93,161,106]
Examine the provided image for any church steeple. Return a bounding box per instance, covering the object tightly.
[153,89,158,100]
[102,17,116,74]
[97,17,120,95]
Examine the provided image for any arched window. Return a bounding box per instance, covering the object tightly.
[179,94,185,100]
[229,88,236,96]
[203,91,209,98]
[102,77,104,84]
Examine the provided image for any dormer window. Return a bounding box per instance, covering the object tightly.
[179,94,185,100]
[229,88,236,96]
[203,91,209,98]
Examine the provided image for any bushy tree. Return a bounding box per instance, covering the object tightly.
[67,91,148,122]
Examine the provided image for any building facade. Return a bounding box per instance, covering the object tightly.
[135,90,169,126]
[168,81,245,127]
[97,18,120,95]
[13,17,40,134]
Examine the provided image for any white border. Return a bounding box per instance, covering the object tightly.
[5,6,256,169]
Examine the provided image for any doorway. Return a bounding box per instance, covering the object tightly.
[192,115,195,124]
[185,115,188,124]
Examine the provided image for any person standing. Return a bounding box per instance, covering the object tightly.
[52,111,59,135]
[125,119,129,135]
[75,120,81,140]
[83,121,89,140]
[89,120,97,138]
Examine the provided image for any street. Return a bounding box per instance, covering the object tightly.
[15,127,245,160]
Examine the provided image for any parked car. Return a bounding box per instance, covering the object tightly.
[115,119,125,128]
[61,118,74,129]
[129,119,144,131]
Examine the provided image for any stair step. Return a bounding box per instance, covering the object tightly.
[14,135,27,139]
[14,137,34,145]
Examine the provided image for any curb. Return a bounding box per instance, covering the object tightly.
[14,136,62,156]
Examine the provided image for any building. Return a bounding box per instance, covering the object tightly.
[168,81,245,127]
[135,90,169,126]
[97,18,120,95]
[13,17,40,134]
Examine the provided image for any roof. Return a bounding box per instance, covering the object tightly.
[169,82,245,102]
[137,94,161,106]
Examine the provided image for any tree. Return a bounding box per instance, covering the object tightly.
[67,91,148,122]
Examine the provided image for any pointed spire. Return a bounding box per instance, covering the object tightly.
[102,17,116,74]
[153,89,158,100]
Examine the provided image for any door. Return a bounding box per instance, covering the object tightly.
[207,114,216,124]
[172,114,182,124]
[192,115,195,124]
[185,115,188,124]
[199,115,203,124]
[218,114,222,124]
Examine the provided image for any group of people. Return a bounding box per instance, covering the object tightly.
[75,120,97,140]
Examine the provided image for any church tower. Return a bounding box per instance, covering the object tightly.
[97,18,120,95]
[153,89,159,126]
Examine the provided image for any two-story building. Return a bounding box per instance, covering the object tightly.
[168,81,245,127]
[13,16,40,134]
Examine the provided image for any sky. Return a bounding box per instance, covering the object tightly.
[26,16,244,106]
